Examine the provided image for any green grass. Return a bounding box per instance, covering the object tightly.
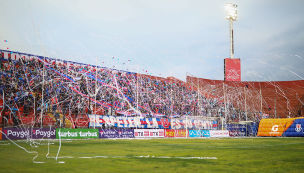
[1,138,304,172]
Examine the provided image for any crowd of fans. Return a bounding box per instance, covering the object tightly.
[0,52,242,127]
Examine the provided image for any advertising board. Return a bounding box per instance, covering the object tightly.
[227,124,247,137]
[134,129,164,138]
[283,118,304,137]
[201,130,210,137]
[2,128,56,140]
[224,58,241,81]
[56,128,99,139]
[209,130,229,137]
[0,128,2,140]
[257,118,298,137]
[99,129,134,138]
[165,129,188,137]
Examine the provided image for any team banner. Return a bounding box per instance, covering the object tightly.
[165,129,188,137]
[2,128,56,140]
[257,118,299,137]
[56,128,99,139]
[88,115,170,129]
[99,129,134,138]
[134,129,164,138]
[227,124,247,137]
[170,119,217,130]
[209,130,229,137]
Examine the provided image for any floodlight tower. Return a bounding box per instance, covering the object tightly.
[226,3,237,59]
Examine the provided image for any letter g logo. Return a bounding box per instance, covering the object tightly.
[272,125,278,132]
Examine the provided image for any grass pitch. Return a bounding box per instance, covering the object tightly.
[0,137,304,172]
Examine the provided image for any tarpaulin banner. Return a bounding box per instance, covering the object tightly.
[2,128,56,140]
[209,130,229,137]
[170,119,217,130]
[56,128,99,139]
[134,129,164,138]
[99,129,134,138]
[88,115,170,129]
[0,128,2,140]
[257,118,300,137]
[227,124,247,137]
[164,129,188,137]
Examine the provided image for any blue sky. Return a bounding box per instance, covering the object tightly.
[0,0,304,81]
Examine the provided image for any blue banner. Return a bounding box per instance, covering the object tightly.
[201,130,210,137]
[283,119,304,137]
[188,130,210,137]
[227,124,247,137]
[99,129,134,138]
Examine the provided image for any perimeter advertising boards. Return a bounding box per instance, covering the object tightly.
[209,130,229,137]
[0,128,2,140]
[224,58,241,81]
[134,129,164,138]
[56,128,99,139]
[164,129,188,137]
[257,118,304,137]
[2,128,56,140]
[99,129,134,138]
[188,130,210,137]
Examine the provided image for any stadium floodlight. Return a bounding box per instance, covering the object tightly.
[226,3,237,59]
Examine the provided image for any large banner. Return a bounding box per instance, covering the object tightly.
[168,119,217,130]
[257,118,298,137]
[165,129,188,137]
[88,115,217,130]
[56,129,99,139]
[134,129,164,138]
[2,128,56,140]
[209,130,229,137]
[227,124,247,137]
[88,115,170,129]
[99,129,134,138]
[224,58,241,81]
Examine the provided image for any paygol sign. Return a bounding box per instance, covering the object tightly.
[2,128,56,140]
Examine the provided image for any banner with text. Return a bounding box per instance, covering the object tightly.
[170,119,217,130]
[134,129,164,138]
[56,128,99,139]
[2,128,56,140]
[99,129,134,138]
[88,115,170,129]
[227,124,247,137]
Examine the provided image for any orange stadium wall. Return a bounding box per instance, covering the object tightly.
[186,76,304,118]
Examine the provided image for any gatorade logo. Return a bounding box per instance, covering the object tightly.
[272,125,278,132]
